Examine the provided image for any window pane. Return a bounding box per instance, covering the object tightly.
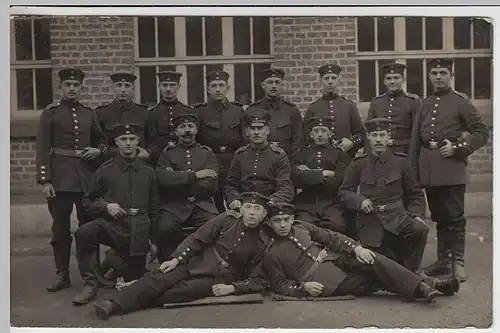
[405,17,423,51]
[234,63,251,104]
[14,19,33,61]
[357,17,375,52]
[205,17,222,56]
[406,59,424,97]
[34,18,51,60]
[35,68,52,109]
[454,57,472,98]
[187,65,204,104]
[358,60,376,102]
[473,19,491,49]
[16,69,34,110]
[425,17,443,50]
[474,57,492,99]
[157,16,176,57]
[453,18,471,50]
[205,64,224,75]
[139,66,158,106]
[186,17,203,56]
[158,65,176,72]
[253,17,271,55]
[233,17,251,55]
[138,17,156,58]
[378,59,396,94]
[253,63,271,101]
[377,18,394,51]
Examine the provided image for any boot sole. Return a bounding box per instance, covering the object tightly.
[425,290,439,303]
[94,304,111,320]
[72,292,97,306]
[422,267,452,276]
[46,283,71,293]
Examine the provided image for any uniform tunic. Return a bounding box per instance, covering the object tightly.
[224,143,294,204]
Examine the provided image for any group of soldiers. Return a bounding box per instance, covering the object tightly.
[35,57,489,320]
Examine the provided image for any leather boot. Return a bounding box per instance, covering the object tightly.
[451,229,468,282]
[46,272,71,292]
[48,240,72,292]
[422,228,452,276]
[434,277,460,295]
[415,282,440,303]
[73,253,99,306]
[94,300,119,320]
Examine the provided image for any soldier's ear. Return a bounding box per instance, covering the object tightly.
[388,138,394,146]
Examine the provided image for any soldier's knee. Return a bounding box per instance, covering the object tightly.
[157,220,181,235]
[74,221,97,242]
[411,221,429,237]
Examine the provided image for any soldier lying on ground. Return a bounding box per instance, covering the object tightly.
[262,202,460,303]
[92,192,272,320]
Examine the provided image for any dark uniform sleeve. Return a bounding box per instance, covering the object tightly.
[300,222,359,255]
[401,158,426,218]
[323,150,351,191]
[223,154,242,204]
[35,108,53,185]
[82,168,112,216]
[339,159,367,211]
[270,152,294,203]
[90,110,108,154]
[453,100,490,159]
[290,106,303,153]
[232,260,269,295]
[148,172,162,243]
[263,251,306,298]
[155,150,197,187]
[291,149,324,188]
[192,149,219,197]
[366,101,376,120]
[348,103,365,151]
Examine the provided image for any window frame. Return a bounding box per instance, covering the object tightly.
[132,16,274,104]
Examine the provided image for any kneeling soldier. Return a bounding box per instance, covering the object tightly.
[339,118,428,272]
[263,203,459,303]
[73,123,161,305]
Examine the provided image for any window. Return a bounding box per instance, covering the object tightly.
[134,16,273,106]
[10,16,53,115]
[356,17,492,103]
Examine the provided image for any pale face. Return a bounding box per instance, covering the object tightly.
[366,130,391,154]
[246,125,270,145]
[383,73,405,93]
[175,122,198,145]
[60,79,83,101]
[240,203,267,228]
[270,214,294,237]
[309,126,332,146]
[159,81,180,101]
[114,134,140,156]
[428,67,454,91]
[112,81,134,102]
[261,77,283,99]
[207,80,230,102]
[320,73,340,94]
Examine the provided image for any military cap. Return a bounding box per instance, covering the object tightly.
[206,70,230,83]
[58,68,85,83]
[318,64,342,77]
[110,72,137,83]
[381,62,406,76]
[157,71,183,83]
[243,108,271,127]
[261,68,285,81]
[241,192,271,207]
[267,202,295,218]
[113,123,141,138]
[364,118,391,133]
[307,116,333,130]
[427,58,454,71]
[172,113,200,128]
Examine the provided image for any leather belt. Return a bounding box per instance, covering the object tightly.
[374,200,403,213]
[421,140,442,150]
[123,208,148,216]
[51,147,84,157]
[299,248,328,282]
[213,247,230,269]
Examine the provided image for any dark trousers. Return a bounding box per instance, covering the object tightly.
[333,252,423,299]
[156,207,217,262]
[213,190,226,214]
[47,191,89,275]
[295,205,354,238]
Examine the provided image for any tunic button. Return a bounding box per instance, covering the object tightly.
[431,124,435,127]
[254,165,257,168]
[74,119,78,123]
[73,113,77,117]
[74,126,79,130]
[71,108,75,112]
[433,110,437,113]
[186,155,191,158]
[253,173,256,175]
[233,244,238,247]
[75,138,79,142]
[187,161,191,164]
[431,117,435,121]
[436,97,440,100]
[388,116,391,119]
[255,160,258,162]
[237,238,241,242]
[241,232,245,236]
[186,150,190,153]
[388,110,392,113]
[435,104,439,107]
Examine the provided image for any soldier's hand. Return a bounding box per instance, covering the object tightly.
[337,138,354,152]
[80,147,102,160]
[212,284,236,297]
[195,169,217,179]
[159,258,179,273]
[149,243,158,263]
[136,147,150,160]
[106,203,127,219]
[359,199,374,214]
[322,170,335,178]
[228,200,242,210]
[354,245,376,265]
[414,216,427,226]
[303,282,324,297]
[297,164,311,171]
[440,139,455,158]
[42,183,56,199]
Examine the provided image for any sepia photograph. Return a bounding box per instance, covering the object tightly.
[9,8,493,329]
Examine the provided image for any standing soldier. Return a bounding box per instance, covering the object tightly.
[94,72,152,162]
[367,63,421,155]
[339,118,428,273]
[245,68,302,159]
[147,71,195,166]
[72,123,161,305]
[409,58,490,282]
[36,68,108,293]
[303,64,365,160]
[224,109,294,210]
[292,116,352,236]
[155,114,219,262]
[195,71,245,213]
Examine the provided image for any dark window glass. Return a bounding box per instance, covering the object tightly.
[454,57,472,98]
[426,68,434,96]
[358,60,376,102]
[157,16,176,57]
[205,16,223,56]
[234,63,251,104]
[453,17,471,50]
[14,19,32,61]
[474,57,491,99]
[187,65,204,104]
[158,65,176,72]
[425,17,443,50]
[138,17,156,58]
[35,68,53,109]
[139,66,158,106]
[377,18,394,51]
[253,17,271,55]
[405,17,423,51]
[33,18,51,60]
[16,69,34,110]
[233,17,251,55]
[406,59,424,97]
[473,18,492,49]
[378,59,395,94]
[357,17,375,52]
[205,64,224,75]
[185,17,203,56]
[253,63,271,101]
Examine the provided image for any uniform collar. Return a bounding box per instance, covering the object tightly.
[321,93,340,100]
[161,98,179,106]
[312,142,330,149]
[432,87,452,96]
[250,142,270,152]
[113,99,134,110]
[177,141,198,150]
[60,99,80,108]
[116,154,140,171]
[208,98,230,110]
[262,97,282,109]
[386,89,404,97]
[370,150,388,164]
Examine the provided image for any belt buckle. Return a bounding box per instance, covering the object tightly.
[187,196,196,203]
[220,261,229,268]
[75,150,83,157]
[429,141,438,149]
[128,208,139,216]
[219,146,227,153]
[377,205,386,213]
